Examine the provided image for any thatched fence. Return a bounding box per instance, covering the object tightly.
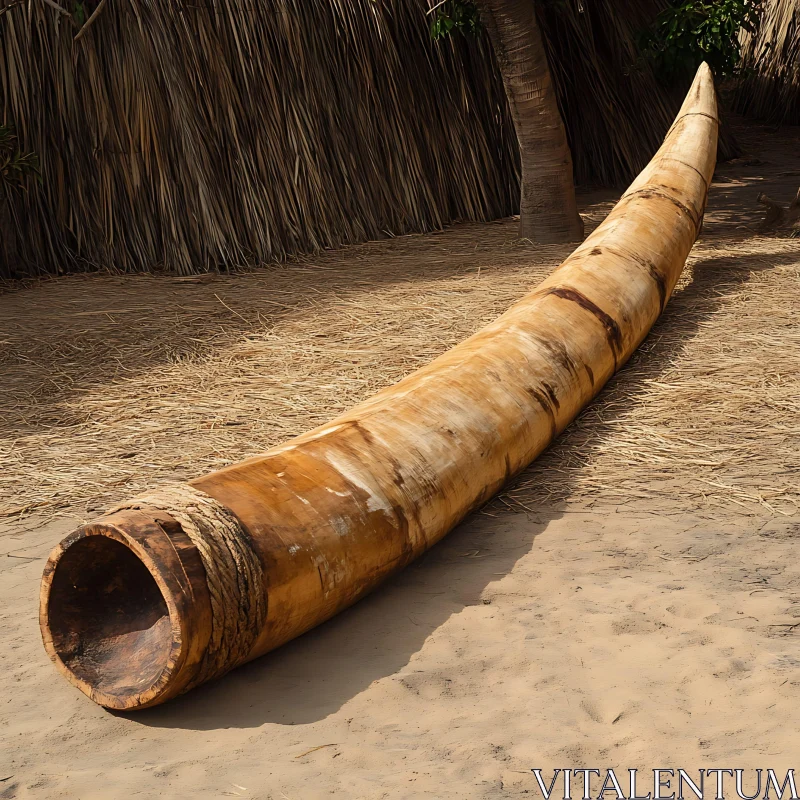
[0,0,712,278]
[734,0,800,125]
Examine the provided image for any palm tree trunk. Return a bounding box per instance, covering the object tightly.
[0,201,19,275]
[478,0,584,243]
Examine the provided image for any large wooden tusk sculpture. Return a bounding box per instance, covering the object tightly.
[40,65,718,710]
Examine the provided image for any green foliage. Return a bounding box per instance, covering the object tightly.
[642,0,764,81]
[430,1,481,40]
[0,125,40,192]
[72,2,87,26]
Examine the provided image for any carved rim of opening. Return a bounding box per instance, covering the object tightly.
[39,521,187,711]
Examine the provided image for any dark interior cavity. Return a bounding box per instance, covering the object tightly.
[47,536,172,699]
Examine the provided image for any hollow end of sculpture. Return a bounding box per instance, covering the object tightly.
[39,518,195,711]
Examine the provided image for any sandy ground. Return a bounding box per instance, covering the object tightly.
[1,119,799,798]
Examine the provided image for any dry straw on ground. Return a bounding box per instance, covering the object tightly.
[1,121,798,521]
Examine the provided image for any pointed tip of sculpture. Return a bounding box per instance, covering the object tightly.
[696,61,713,78]
[693,62,715,98]
[675,61,719,126]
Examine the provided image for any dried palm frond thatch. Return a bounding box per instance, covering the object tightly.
[0,0,719,279]
[0,0,518,277]
[733,0,800,124]
[536,0,676,191]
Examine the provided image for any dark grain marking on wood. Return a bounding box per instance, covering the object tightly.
[626,187,700,232]
[660,156,709,189]
[345,421,419,549]
[391,501,411,544]
[593,243,669,312]
[543,287,623,363]
[326,435,417,558]
[648,264,668,310]
[683,110,718,125]
[348,419,374,444]
[668,111,719,138]
[536,335,578,377]
[526,387,557,439]
[541,381,560,411]
[367,437,427,551]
